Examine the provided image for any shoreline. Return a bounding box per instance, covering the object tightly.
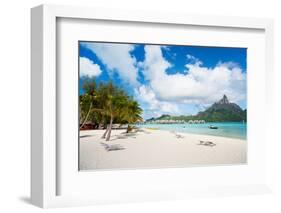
[144,127,246,140]
[81,126,247,140]
[138,122,247,140]
[79,128,246,170]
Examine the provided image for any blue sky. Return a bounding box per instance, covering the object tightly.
[79,41,247,119]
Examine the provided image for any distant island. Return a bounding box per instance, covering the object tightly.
[145,95,247,123]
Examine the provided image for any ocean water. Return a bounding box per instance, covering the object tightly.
[137,122,247,140]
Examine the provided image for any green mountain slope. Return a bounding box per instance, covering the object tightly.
[196,95,246,122]
[146,95,247,122]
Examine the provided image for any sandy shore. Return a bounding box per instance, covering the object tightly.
[79,128,246,170]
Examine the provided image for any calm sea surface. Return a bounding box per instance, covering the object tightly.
[137,122,247,140]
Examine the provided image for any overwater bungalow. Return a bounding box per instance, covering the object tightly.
[188,120,205,124]
[145,119,185,124]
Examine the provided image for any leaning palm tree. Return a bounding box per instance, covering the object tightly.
[92,81,128,141]
[79,77,97,129]
[93,82,113,138]
[86,80,143,141]
[104,86,129,141]
[121,98,143,133]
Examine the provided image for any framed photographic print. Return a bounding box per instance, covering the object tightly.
[31,4,274,208]
[78,41,247,171]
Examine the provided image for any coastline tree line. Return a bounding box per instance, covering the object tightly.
[146,95,247,123]
[79,77,143,141]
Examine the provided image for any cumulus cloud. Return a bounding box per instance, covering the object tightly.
[186,54,203,66]
[80,43,246,118]
[139,45,246,108]
[81,42,139,86]
[135,85,179,115]
[80,57,102,77]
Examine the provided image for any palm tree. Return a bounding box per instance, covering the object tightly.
[121,98,143,133]
[103,85,129,141]
[91,81,128,141]
[94,82,112,138]
[80,78,143,141]
[79,77,97,129]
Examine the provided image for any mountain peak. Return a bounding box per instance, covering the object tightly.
[217,94,229,104]
[196,94,245,122]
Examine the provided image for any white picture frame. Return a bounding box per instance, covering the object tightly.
[31,4,274,208]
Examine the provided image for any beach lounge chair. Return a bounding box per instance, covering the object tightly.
[198,140,216,147]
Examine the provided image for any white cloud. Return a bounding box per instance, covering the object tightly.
[80,43,246,118]
[137,85,179,111]
[80,57,102,77]
[140,45,246,109]
[81,43,139,86]
[186,54,203,66]
[135,85,179,118]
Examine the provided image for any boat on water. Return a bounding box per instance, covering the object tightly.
[209,125,218,129]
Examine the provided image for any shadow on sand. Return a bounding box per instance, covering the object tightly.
[100,142,125,151]
[135,129,151,134]
[79,134,95,138]
[111,132,137,141]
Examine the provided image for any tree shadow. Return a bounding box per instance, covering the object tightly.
[111,133,137,141]
[79,135,95,138]
[134,129,151,134]
[100,142,125,151]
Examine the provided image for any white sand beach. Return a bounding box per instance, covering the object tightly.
[79,128,246,170]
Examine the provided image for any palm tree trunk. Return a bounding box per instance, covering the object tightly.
[80,102,92,129]
[126,124,130,133]
[106,116,113,141]
[101,125,109,138]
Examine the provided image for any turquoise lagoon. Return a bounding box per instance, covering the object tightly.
[137,122,247,140]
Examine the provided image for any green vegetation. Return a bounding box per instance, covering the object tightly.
[146,95,247,123]
[195,95,247,122]
[79,77,143,141]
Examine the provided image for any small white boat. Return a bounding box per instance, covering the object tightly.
[209,125,218,129]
